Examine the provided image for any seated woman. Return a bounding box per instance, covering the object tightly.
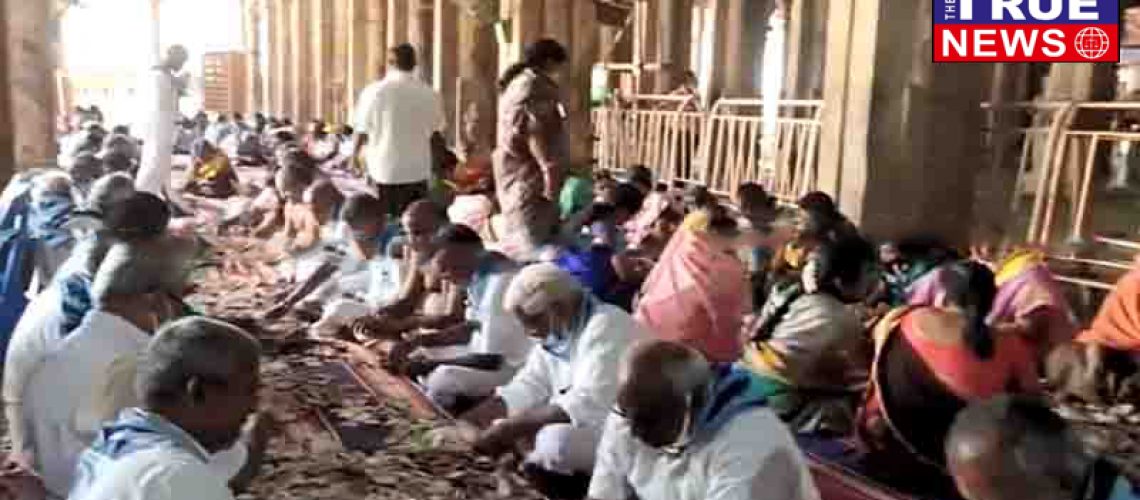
[741,235,878,436]
[770,192,857,286]
[858,261,1040,492]
[1048,258,1140,404]
[875,235,959,308]
[635,204,750,363]
[971,229,1075,360]
[182,140,240,199]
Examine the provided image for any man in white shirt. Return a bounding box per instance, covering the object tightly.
[136,45,188,197]
[453,263,645,498]
[352,44,446,218]
[70,317,265,500]
[385,224,533,412]
[22,239,186,496]
[4,179,151,468]
[588,340,821,500]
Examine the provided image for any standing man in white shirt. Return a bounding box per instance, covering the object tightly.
[136,45,189,198]
[588,340,821,500]
[69,317,265,500]
[451,263,645,499]
[352,44,447,218]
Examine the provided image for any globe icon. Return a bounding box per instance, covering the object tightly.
[1074,27,1111,60]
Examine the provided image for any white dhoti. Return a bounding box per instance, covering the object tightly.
[422,364,516,409]
[525,423,601,475]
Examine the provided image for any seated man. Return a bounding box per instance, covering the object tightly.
[4,185,163,466]
[182,140,240,199]
[386,225,533,411]
[23,239,187,496]
[69,317,267,500]
[350,200,457,339]
[27,172,77,293]
[741,235,877,435]
[453,264,645,496]
[947,395,1140,500]
[590,341,820,500]
[266,193,388,321]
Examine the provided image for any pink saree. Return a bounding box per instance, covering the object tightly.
[634,227,750,362]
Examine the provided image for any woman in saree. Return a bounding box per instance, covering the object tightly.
[858,261,1040,493]
[1047,258,1140,404]
[182,139,239,199]
[634,205,750,363]
[741,235,878,436]
[493,39,570,254]
[982,245,1076,360]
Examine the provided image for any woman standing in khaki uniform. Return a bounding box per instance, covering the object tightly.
[493,39,571,252]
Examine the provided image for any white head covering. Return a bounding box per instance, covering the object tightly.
[502,263,583,317]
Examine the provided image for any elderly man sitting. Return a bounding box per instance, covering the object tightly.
[386,224,532,412]
[947,395,1140,500]
[69,317,266,500]
[4,181,160,468]
[589,340,820,500]
[450,263,645,498]
[21,238,191,496]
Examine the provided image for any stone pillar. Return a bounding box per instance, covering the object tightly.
[388,0,409,47]
[367,0,388,85]
[273,0,291,117]
[243,0,262,114]
[410,0,433,83]
[5,0,55,169]
[634,0,659,92]
[312,0,335,119]
[457,8,499,156]
[544,0,572,45]
[784,0,827,99]
[0,0,13,187]
[566,0,598,164]
[433,0,458,140]
[818,0,987,244]
[656,0,693,93]
[290,0,312,120]
[346,0,372,114]
[503,0,543,67]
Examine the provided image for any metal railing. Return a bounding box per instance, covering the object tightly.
[592,96,823,201]
[987,101,1140,296]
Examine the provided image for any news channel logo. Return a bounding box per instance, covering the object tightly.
[933,0,1119,62]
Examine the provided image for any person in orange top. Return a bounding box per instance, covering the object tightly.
[1046,258,1140,404]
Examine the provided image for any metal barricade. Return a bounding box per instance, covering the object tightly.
[592,96,823,201]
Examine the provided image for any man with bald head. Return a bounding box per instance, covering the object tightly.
[70,317,265,500]
[136,44,189,197]
[946,395,1139,500]
[588,340,819,500]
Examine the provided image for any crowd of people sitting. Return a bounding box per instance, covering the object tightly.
[2,40,1140,500]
